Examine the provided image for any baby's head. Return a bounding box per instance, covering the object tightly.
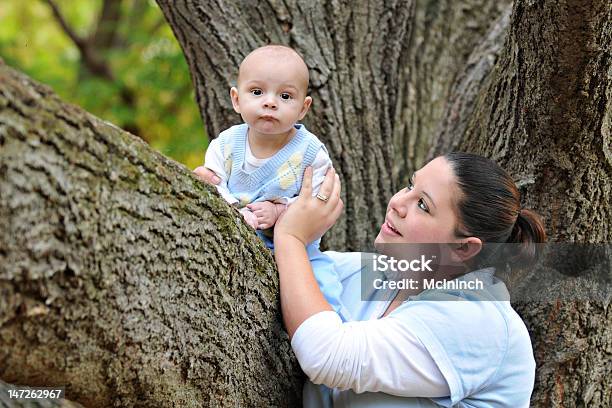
[230,45,312,137]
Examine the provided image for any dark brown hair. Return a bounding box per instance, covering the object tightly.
[445,152,547,268]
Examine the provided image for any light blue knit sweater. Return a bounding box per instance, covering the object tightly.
[218,123,324,207]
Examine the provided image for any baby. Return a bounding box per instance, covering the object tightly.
[204,45,350,320]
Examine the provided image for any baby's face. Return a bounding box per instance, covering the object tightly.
[231,51,311,137]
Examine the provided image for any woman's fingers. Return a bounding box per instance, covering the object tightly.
[327,175,343,222]
[193,166,221,185]
[331,197,344,222]
[318,172,341,210]
[299,167,314,197]
[328,173,341,204]
[274,167,343,245]
[316,167,336,201]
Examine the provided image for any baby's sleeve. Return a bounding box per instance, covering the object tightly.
[310,147,333,195]
[204,138,238,205]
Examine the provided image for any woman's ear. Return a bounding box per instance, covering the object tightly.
[230,87,241,113]
[450,237,482,263]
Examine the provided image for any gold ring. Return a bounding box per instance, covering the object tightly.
[316,193,329,202]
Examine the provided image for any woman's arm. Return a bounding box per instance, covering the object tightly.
[274,235,333,337]
[273,167,343,338]
[291,311,451,397]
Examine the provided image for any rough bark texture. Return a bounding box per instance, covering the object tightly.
[432,0,611,242]
[431,0,612,406]
[156,0,509,251]
[0,62,302,407]
[393,0,511,184]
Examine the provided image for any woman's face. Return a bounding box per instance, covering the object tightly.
[375,156,463,246]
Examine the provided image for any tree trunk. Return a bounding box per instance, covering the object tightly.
[431,0,612,406]
[0,62,302,407]
[393,0,511,183]
[156,0,508,251]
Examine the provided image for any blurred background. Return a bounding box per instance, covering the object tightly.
[0,0,206,169]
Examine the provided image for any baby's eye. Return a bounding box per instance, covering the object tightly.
[251,89,263,96]
[280,93,292,100]
[406,179,414,191]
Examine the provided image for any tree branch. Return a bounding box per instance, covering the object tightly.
[92,0,123,49]
[42,0,86,50]
[42,0,114,81]
[0,62,302,406]
[41,0,143,139]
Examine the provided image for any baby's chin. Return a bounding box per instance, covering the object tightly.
[252,123,293,136]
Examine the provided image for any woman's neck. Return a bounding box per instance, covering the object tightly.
[247,127,296,159]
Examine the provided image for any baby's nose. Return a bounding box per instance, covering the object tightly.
[263,97,277,109]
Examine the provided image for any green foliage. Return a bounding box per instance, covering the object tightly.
[0,0,207,169]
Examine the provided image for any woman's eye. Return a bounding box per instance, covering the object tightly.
[280,93,292,100]
[251,89,262,96]
[418,198,429,212]
[407,177,429,212]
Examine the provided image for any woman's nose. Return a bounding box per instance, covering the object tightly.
[389,191,409,218]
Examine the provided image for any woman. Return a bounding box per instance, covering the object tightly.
[195,152,546,407]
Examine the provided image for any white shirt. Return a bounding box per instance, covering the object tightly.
[294,252,535,407]
[292,311,450,398]
[204,133,332,205]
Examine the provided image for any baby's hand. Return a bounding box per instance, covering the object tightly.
[239,207,258,229]
[247,201,287,230]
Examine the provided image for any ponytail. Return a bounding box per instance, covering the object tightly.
[505,208,547,268]
[444,152,548,270]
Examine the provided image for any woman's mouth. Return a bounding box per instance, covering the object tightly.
[382,218,402,236]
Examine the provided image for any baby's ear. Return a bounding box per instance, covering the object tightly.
[230,87,241,113]
[299,96,313,119]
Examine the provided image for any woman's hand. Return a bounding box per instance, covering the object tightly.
[193,166,221,185]
[274,167,343,246]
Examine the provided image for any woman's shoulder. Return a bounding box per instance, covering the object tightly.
[394,296,510,344]
[392,296,534,405]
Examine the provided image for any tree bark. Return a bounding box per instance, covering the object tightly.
[431,0,612,406]
[156,0,508,251]
[0,62,302,407]
[393,0,511,183]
